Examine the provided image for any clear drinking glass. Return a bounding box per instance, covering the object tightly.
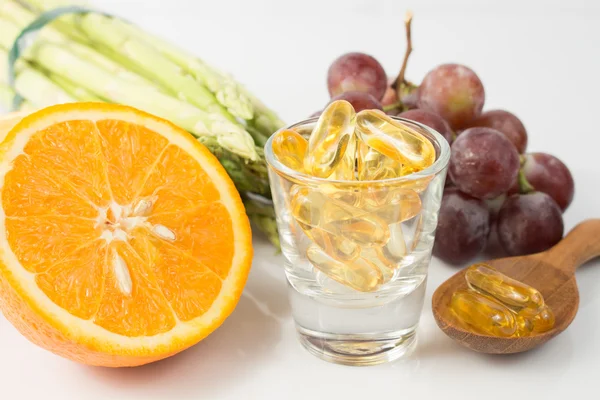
[265,116,450,366]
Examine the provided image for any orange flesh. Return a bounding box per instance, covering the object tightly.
[2,119,233,337]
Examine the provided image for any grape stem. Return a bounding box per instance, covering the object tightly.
[383,101,402,112]
[393,10,413,93]
[518,169,535,194]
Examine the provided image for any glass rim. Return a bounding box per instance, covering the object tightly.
[264,115,451,186]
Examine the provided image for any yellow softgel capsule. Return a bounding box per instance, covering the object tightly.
[323,185,362,208]
[304,100,356,178]
[450,290,518,337]
[517,305,555,334]
[465,264,544,311]
[336,214,390,248]
[331,133,357,181]
[299,222,360,262]
[290,185,326,227]
[272,129,308,171]
[290,185,390,248]
[307,245,383,292]
[363,187,422,224]
[515,313,534,336]
[357,141,403,181]
[356,109,436,174]
[515,305,555,336]
[531,305,555,333]
[378,222,408,263]
[360,247,396,283]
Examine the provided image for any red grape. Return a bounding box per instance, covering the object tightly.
[327,52,388,100]
[465,110,528,153]
[433,188,491,265]
[449,127,520,199]
[329,91,383,112]
[522,153,574,211]
[507,176,519,196]
[398,109,453,144]
[417,64,485,129]
[497,192,564,256]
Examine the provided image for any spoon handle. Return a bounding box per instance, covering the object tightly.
[542,219,600,274]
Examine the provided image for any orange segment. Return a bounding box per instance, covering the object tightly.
[3,153,98,218]
[5,215,99,273]
[95,120,169,204]
[138,144,220,215]
[94,241,176,337]
[149,202,234,279]
[22,120,112,207]
[130,233,222,322]
[0,103,253,367]
[36,240,107,319]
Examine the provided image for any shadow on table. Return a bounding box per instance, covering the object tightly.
[87,255,290,398]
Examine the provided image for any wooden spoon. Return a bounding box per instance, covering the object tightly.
[432,219,600,354]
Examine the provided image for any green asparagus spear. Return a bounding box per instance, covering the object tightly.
[20,0,284,138]
[0,47,76,107]
[198,136,270,196]
[0,1,157,87]
[46,72,103,102]
[76,13,237,120]
[0,16,259,161]
[243,197,280,248]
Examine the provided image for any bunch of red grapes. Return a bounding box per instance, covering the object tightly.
[318,52,574,266]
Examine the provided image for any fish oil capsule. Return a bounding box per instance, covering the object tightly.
[379,222,407,263]
[307,245,383,292]
[530,305,555,333]
[450,290,518,337]
[272,129,308,171]
[516,314,534,337]
[515,305,555,336]
[299,222,360,261]
[323,185,362,208]
[362,187,422,224]
[331,133,357,181]
[356,109,436,174]
[304,100,356,178]
[465,264,544,311]
[290,185,390,247]
[357,142,403,181]
[334,214,390,248]
[290,185,326,227]
[375,188,422,223]
[361,247,396,283]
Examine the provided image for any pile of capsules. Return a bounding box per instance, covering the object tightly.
[451,264,555,337]
[272,100,436,292]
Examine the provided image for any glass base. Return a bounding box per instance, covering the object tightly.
[296,325,417,366]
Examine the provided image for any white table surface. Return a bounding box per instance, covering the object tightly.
[1,0,600,398]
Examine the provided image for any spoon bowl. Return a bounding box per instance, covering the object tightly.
[432,219,600,354]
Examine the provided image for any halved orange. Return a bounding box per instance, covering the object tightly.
[0,103,253,367]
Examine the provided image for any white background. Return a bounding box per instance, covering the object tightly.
[1,0,600,399]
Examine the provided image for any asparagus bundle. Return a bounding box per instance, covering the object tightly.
[0,0,281,245]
